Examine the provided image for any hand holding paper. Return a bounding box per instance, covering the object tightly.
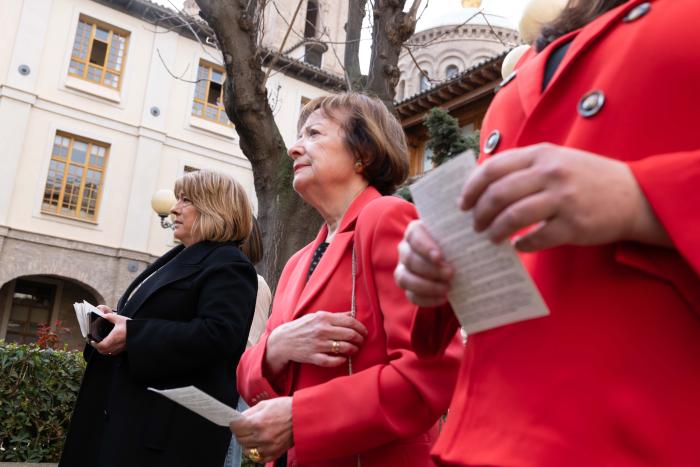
[405,151,550,334]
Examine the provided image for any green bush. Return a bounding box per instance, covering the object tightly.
[0,342,85,462]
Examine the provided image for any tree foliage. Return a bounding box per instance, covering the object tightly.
[424,107,472,167]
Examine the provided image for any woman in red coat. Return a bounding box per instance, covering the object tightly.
[396,0,700,465]
[232,93,461,466]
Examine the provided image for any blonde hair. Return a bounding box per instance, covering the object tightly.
[298,93,409,195]
[173,169,252,243]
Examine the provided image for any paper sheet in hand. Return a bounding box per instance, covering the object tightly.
[410,151,549,334]
[148,386,243,427]
[73,300,108,339]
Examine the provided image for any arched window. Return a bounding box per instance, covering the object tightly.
[419,73,430,92]
[446,64,459,80]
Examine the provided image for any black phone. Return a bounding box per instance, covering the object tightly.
[88,312,115,343]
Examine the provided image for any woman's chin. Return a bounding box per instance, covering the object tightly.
[292,177,309,195]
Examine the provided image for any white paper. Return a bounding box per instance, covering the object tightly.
[410,151,550,334]
[148,386,243,427]
[73,300,107,339]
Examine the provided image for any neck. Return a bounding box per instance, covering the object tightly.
[313,181,369,242]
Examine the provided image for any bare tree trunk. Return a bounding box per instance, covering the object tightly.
[366,0,422,111]
[193,0,420,290]
[195,0,321,291]
[344,0,368,90]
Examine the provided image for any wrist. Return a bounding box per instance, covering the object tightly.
[264,328,288,376]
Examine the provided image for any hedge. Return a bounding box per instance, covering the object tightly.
[0,343,85,462]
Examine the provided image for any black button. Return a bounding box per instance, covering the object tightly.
[483,130,501,154]
[578,90,605,118]
[104,409,109,420]
[623,2,651,22]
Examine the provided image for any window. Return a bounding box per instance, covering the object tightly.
[42,132,109,222]
[419,73,431,92]
[446,65,459,80]
[5,279,56,345]
[192,61,230,125]
[69,16,129,90]
[304,0,319,39]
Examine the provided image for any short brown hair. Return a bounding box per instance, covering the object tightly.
[240,217,263,264]
[298,93,409,195]
[173,169,252,243]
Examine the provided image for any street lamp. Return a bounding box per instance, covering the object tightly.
[151,189,176,229]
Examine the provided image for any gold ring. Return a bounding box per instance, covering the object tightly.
[331,340,341,354]
[246,447,263,463]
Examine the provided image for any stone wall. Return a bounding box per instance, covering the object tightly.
[0,227,156,308]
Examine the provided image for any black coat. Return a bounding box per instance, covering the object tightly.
[59,241,257,467]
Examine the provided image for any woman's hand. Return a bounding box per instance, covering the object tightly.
[460,143,671,251]
[92,305,130,356]
[394,220,454,307]
[231,397,294,464]
[265,311,368,375]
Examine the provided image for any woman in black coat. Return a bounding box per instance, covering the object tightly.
[59,169,258,467]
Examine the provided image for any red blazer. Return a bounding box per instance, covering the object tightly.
[413,1,700,465]
[238,187,461,467]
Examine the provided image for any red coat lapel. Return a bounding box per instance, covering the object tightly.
[291,187,381,319]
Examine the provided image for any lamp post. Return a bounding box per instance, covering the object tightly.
[151,189,176,229]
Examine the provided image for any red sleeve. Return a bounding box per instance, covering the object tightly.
[291,198,462,464]
[628,150,700,275]
[236,253,304,404]
[411,303,460,358]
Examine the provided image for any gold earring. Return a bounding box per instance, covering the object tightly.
[354,160,363,172]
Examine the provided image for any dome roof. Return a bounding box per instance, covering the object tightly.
[416,7,516,33]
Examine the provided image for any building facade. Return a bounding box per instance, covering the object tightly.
[396,6,520,175]
[0,0,343,349]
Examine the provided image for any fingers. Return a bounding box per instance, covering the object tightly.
[471,166,546,233]
[394,263,450,307]
[403,220,444,262]
[309,353,348,367]
[321,326,362,347]
[100,312,120,323]
[397,240,452,283]
[486,192,558,243]
[514,218,570,252]
[92,339,113,355]
[324,338,360,356]
[461,148,536,210]
[97,305,113,314]
[326,312,368,337]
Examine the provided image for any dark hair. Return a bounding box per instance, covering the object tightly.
[240,217,263,265]
[535,0,628,51]
[298,93,409,195]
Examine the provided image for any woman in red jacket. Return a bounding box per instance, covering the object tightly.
[396,0,700,465]
[232,93,461,466]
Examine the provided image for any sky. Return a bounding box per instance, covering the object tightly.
[154,0,530,29]
[152,0,530,72]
